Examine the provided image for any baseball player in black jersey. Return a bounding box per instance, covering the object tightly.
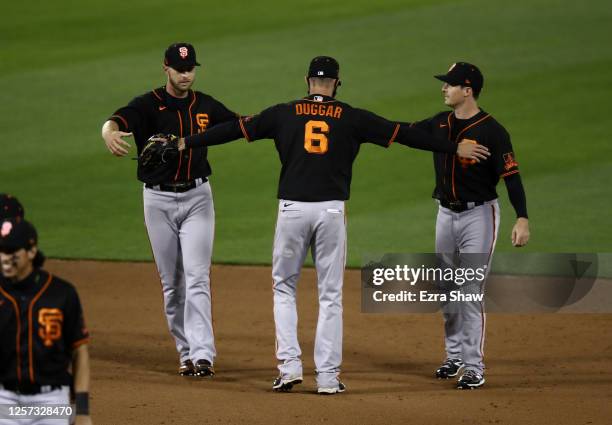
[0,219,91,424]
[175,56,489,394]
[101,43,238,377]
[410,62,530,389]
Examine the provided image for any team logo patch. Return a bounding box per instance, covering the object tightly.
[196,113,209,133]
[38,308,64,347]
[1,221,12,237]
[503,152,519,170]
[179,47,189,59]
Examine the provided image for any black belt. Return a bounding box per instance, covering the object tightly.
[1,382,63,395]
[145,178,207,193]
[440,199,485,213]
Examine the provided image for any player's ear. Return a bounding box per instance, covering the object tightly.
[26,246,37,261]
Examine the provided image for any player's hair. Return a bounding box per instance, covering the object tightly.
[463,85,481,99]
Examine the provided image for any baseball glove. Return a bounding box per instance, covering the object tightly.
[139,134,179,169]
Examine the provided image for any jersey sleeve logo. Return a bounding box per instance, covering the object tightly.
[38,308,64,347]
[196,113,209,133]
[457,139,479,168]
[503,152,519,170]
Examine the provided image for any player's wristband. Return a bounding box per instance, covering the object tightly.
[75,392,89,415]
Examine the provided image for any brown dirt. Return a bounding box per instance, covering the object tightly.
[46,259,612,425]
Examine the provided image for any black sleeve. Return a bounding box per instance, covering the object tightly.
[184,120,244,148]
[504,173,528,218]
[108,95,148,133]
[185,105,279,148]
[395,124,456,153]
[238,105,279,142]
[406,118,433,133]
[63,286,90,349]
[351,108,401,147]
[493,128,520,178]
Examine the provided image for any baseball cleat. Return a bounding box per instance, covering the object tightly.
[317,381,346,395]
[194,359,215,377]
[272,375,303,392]
[178,359,196,376]
[435,358,464,379]
[457,370,485,389]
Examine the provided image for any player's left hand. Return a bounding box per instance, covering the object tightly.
[75,415,93,425]
[457,140,490,162]
[511,217,530,247]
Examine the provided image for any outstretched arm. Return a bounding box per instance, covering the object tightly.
[101,120,132,157]
[395,125,490,161]
[180,120,244,150]
[504,173,530,247]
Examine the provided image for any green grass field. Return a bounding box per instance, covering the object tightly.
[1,0,611,266]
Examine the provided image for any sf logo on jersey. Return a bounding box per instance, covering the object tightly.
[458,139,480,168]
[38,308,64,347]
[196,113,209,133]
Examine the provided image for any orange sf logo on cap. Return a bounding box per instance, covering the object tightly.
[1,221,12,237]
[179,47,189,59]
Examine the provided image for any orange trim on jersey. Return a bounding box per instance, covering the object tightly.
[28,274,53,383]
[174,111,184,182]
[455,114,491,142]
[500,170,519,178]
[71,337,90,349]
[388,124,400,146]
[450,113,491,201]
[187,91,196,181]
[111,114,129,130]
[152,89,163,101]
[238,118,251,142]
[0,287,22,381]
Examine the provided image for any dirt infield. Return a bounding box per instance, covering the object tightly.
[45,259,611,425]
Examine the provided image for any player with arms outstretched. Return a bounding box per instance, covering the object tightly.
[177,56,489,394]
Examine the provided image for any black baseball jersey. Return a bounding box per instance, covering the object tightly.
[109,87,237,185]
[237,94,404,201]
[0,269,89,388]
[411,110,519,202]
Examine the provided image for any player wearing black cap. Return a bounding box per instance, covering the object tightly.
[175,56,489,393]
[408,62,530,389]
[101,43,240,378]
[0,194,25,222]
[0,219,92,424]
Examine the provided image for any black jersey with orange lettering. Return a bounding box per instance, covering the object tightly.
[238,94,403,201]
[411,109,519,202]
[109,87,238,185]
[0,269,89,388]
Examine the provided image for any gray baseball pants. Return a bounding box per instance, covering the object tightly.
[143,179,216,365]
[272,200,346,388]
[435,199,500,375]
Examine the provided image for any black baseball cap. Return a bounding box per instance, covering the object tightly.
[0,194,24,221]
[307,56,340,79]
[164,43,201,69]
[434,62,484,94]
[0,219,37,254]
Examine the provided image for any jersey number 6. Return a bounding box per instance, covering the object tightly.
[304,120,329,154]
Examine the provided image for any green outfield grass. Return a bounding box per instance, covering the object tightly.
[1,0,611,267]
